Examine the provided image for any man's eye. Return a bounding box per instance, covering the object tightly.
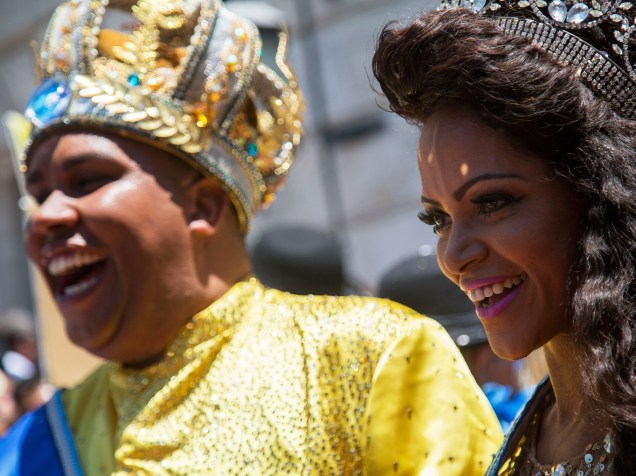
[417,210,450,234]
[28,190,50,206]
[75,176,111,193]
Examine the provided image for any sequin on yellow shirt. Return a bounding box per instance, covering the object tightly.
[62,277,502,475]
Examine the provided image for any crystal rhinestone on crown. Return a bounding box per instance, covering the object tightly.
[439,0,636,119]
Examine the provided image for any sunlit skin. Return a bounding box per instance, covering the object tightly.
[23,132,250,367]
[418,104,581,361]
[417,103,608,463]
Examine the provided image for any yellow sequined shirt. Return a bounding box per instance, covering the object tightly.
[63,277,502,475]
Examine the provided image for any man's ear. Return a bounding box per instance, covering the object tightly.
[187,178,229,236]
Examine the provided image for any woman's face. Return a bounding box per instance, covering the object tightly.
[418,104,582,360]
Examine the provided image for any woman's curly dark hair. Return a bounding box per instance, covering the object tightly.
[372,8,636,472]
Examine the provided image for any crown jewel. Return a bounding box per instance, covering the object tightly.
[439,0,636,119]
[23,0,304,232]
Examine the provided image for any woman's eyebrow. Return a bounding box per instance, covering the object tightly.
[452,173,523,201]
[420,196,440,206]
[420,173,524,205]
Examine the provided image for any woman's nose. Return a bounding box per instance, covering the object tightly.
[25,191,79,239]
[438,221,488,278]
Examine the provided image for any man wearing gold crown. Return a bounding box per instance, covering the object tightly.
[0,0,501,474]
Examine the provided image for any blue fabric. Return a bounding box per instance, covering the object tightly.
[482,382,534,433]
[0,405,65,476]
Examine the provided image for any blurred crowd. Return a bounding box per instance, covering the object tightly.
[0,308,54,436]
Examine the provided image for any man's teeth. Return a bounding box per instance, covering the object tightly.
[64,277,98,297]
[468,275,526,303]
[48,253,103,276]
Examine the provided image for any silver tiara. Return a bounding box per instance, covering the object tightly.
[439,0,636,119]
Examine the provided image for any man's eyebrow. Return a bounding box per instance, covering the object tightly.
[452,173,523,201]
[59,154,101,171]
[25,153,111,187]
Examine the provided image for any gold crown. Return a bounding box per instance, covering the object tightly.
[23,0,304,232]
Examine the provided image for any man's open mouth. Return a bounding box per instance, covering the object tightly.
[48,253,106,298]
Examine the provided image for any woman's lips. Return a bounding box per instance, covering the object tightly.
[460,274,527,320]
[475,279,525,320]
[463,275,527,302]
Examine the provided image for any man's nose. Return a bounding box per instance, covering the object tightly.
[25,191,79,239]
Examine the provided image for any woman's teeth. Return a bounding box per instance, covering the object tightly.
[467,275,526,303]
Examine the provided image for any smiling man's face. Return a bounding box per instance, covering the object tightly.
[24,131,207,366]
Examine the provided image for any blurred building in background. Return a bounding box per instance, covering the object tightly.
[0,0,438,384]
[247,0,438,286]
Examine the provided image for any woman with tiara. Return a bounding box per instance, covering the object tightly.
[373,1,636,474]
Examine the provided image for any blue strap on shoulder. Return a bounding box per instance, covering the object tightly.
[0,390,83,476]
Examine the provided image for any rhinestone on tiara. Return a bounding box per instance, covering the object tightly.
[440,0,636,119]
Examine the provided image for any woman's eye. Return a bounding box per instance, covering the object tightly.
[418,210,451,234]
[472,194,521,217]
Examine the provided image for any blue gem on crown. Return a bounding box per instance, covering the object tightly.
[127,73,141,87]
[24,76,72,129]
[246,142,258,157]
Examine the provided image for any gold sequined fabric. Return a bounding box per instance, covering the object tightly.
[63,277,502,475]
[497,384,613,476]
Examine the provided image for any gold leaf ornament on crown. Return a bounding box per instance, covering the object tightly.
[23,0,304,232]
